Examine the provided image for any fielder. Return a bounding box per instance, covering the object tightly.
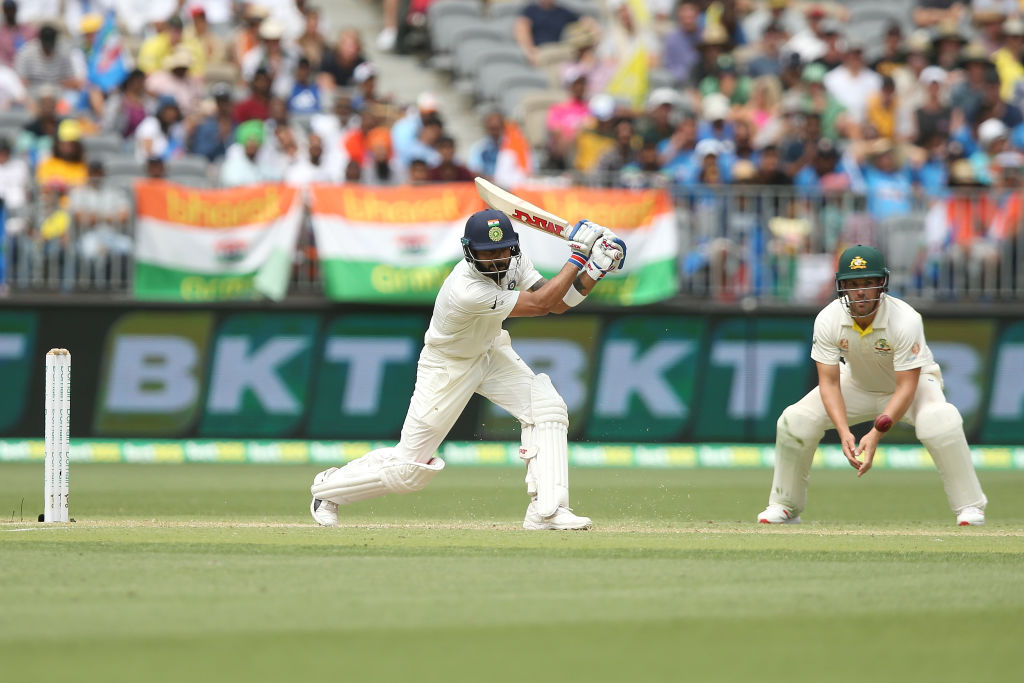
[758,244,988,526]
[310,209,625,530]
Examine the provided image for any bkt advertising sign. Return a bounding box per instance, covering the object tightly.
[2,306,1023,443]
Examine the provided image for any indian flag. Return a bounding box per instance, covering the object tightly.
[511,186,678,305]
[310,183,483,303]
[133,181,303,302]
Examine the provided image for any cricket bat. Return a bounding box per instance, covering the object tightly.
[474,177,573,241]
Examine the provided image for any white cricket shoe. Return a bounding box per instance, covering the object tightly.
[523,502,593,530]
[376,27,397,51]
[310,468,339,527]
[757,504,801,524]
[956,506,985,526]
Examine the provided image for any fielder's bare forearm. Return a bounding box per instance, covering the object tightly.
[878,368,921,428]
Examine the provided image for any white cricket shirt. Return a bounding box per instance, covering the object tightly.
[422,253,543,359]
[810,295,940,393]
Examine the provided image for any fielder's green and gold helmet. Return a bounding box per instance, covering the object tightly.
[836,244,889,282]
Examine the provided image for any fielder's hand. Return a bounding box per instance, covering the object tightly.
[584,238,624,282]
[854,430,880,477]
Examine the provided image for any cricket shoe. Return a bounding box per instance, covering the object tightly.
[956,506,985,526]
[523,502,593,530]
[757,505,801,524]
[310,468,339,527]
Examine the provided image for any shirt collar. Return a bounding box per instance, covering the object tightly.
[842,295,889,334]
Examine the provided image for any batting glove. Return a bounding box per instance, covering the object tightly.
[568,219,608,256]
[584,238,624,281]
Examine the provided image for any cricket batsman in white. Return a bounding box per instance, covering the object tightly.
[310,209,625,529]
[758,244,988,526]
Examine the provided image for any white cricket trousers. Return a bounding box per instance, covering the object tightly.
[769,370,987,515]
[396,330,538,464]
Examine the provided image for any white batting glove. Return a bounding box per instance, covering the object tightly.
[584,237,624,281]
[567,219,609,256]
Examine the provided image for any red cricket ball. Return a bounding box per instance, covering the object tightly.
[874,414,893,433]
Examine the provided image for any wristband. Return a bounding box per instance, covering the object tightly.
[567,253,586,270]
[562,285,587,307]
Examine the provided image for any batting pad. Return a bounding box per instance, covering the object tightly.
[311,448,446,506]
[527,374,570,517]
[915,403,988,513]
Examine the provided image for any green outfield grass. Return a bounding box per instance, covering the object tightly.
[3,464,1023,683]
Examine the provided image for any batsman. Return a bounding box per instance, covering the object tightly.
[310,209,625,529]
[758,245,988,526]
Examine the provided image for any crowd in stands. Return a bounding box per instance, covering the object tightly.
[0,0,1021,300]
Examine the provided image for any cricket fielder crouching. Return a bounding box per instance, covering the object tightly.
[758,244,988,526]
[310,209,625,529]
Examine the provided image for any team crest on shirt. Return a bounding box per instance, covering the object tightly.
[487,219,503,242]
[874,338,892,353]
[911,342,921,356]
[506,279,517,290]
[850,256,868,269]
[839,338,849,351]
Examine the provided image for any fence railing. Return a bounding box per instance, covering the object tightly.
[3,183,1023,304]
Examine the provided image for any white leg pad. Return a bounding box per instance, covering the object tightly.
[311,447,446,506]
[767,403,826,515]
[524,374,570,518]
[915,403,987,513]
[519,424,538,498]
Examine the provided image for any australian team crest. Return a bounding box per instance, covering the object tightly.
[874,338,892,353]
[487,219,503,242]
[839,338,849,351]
[850,256,868,270]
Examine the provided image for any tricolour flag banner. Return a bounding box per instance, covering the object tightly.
[310,183,483,302]
[511,186,678,305]
[133,181,302,301]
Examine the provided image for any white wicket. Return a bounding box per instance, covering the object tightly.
[44,348,71,523]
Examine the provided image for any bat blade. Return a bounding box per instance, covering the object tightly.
[474,176,572,240]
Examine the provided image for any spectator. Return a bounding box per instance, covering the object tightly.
[101,69,149,140]
[992,18,1024,104]
[784,3,830,64]
[137,16,184,75]
[546,66,591,167]
[693,24,732,85]
[756,144,791,185]
[397,112,442,169]
[912,0,965,29]
[915,66,952,147]
[0,56,26,109]
[742,0,805,45]
[343,158,361,182]
[391,91,439,166]
[911,132,952,197]
[659,113,698,181]
[184,7,230,80]
[349,61,380,113]
[145,156,165,179]
[0,136,28,238]
[242,18,297,94]
[342,109,382,168]
[22,86,61,165]
[220,119,273,186]
[974,67,1024,132]
[288,57,321,114]
[663,0,701,86]
[0,0,35,68]
[296,6,327,67]
[466,108,534,187]
[739,74,781,132]
[855,140,914,221]
[428,136,473,182]
[187,82,234,161]
[815,20,844,71]
[285,131,336,186]
[134,96,184,162]
[637,87,681,146]
[932,19,967,72]
[407,158,430,184]
[69,160,132,273]
[37,119,88,191]
[973,9,1007,54]
[15,23,80,90]
[970,118,1010,185]
[234,68,273,123]
[866,76,913,142]
[950,43,992,125]
[361,125,403,185]
[823,41,881,125]
[746,22,787,78]
[872,23,908,80]
[699,54,751,105]
[696,92,734,147]
[233,4,267,65]
[318,28,366,91]
[794,138,850,190]
[595,116,639,183]
[620,140,669,189]
[595,0,661,77]
[515,0,597,66]
[147,49,203,114]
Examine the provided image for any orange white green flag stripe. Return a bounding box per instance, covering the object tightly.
[133,181,303,301]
